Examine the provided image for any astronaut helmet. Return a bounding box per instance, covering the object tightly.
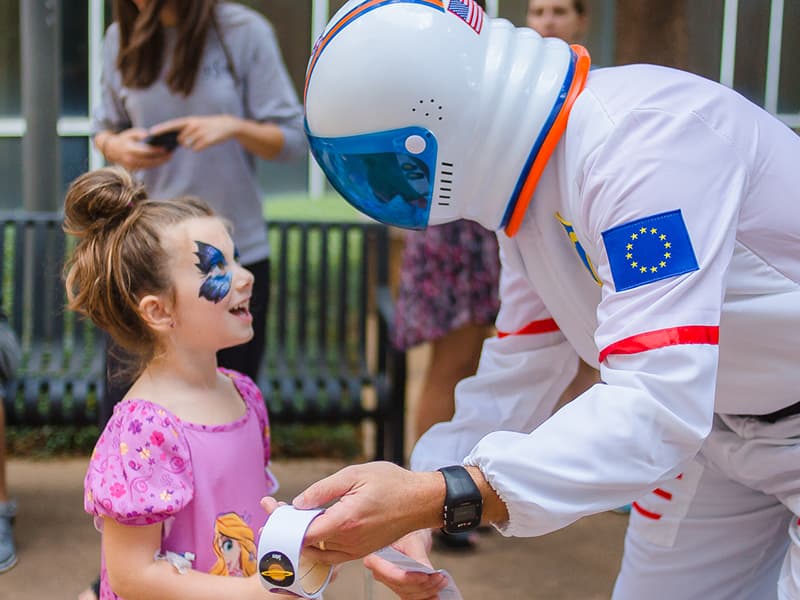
[304,0,590,236]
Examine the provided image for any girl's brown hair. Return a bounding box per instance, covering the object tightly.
[114,0,219,96]
[63,166,213,372]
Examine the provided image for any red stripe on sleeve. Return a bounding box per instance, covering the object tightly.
[632,501,662,520]
[652,488,673,501]
[497,318,560,338]
[598,325,719,363]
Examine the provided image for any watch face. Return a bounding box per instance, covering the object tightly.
[453,503,479,523]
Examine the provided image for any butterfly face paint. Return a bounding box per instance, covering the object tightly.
[194,241,232,303]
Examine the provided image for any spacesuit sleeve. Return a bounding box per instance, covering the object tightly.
[410,235,581,472]
[463,108,746,537]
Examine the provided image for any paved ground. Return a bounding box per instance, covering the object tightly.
[2,457,626,600]
[1,345,628,599]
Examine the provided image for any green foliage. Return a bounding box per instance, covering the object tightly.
[270,424,363,459]
[7,423,363,459]
[264,193,366,222]
[6,424,101,457]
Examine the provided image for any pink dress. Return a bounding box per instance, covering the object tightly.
[84,369,278,599]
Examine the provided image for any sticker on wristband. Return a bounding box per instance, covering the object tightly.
[257,505,333,598]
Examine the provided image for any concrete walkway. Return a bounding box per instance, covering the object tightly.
[2,456,626,600]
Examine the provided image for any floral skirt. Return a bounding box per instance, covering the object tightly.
[392,220,500,351]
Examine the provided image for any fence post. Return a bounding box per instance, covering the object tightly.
[21,0,61,213]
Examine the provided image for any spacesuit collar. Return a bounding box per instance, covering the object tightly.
[502,45,591,237]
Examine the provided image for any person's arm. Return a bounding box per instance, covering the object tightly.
[145,12,306,162]
[238,11,306,161]
[461,107,744,537]
[262,461,508,565]
[410,236,582,472]
[146,115,286,160]
[92,24,171,170]
[103,519,272,600]
[94,128,173,170]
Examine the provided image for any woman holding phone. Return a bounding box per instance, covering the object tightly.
[92,0,305,396]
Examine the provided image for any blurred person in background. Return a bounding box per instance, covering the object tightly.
[0,311,21,574]
[93,0,306,398]
[527,0,588,44]
[0,404,17,574]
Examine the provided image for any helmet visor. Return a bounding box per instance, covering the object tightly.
[307,126,438,229]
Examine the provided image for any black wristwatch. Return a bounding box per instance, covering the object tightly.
[438,465,483,534]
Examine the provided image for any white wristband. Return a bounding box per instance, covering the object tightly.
[257,505,333,598]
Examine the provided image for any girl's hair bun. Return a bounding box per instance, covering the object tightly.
[63,166,147,238]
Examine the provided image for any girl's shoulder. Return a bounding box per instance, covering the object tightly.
[219,368,269,426]
[85,398,195,526]
[108,396,184,433]
[219,367,262,400]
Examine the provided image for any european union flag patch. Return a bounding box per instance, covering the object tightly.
[602,209,698,292]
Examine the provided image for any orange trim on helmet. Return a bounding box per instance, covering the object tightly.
[504,45,591,237]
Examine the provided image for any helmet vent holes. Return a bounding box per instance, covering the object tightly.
[437,161,454,206]
[411,99,444,121]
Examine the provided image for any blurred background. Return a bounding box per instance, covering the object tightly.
[0,0,797,215]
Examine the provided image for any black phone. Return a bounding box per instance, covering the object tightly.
[143,130,180,152]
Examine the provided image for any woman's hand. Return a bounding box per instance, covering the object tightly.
[150,116,241,152]
[100,128,172,171]
[150,114,286,160]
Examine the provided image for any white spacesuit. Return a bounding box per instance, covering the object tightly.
[305,1,800,598]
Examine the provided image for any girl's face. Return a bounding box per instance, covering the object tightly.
[526,0,587,44]
[163,217,255,352]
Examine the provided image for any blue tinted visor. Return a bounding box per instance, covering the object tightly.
[307,125,438,230]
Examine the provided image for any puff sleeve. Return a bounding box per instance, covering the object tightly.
[84,400,194,527]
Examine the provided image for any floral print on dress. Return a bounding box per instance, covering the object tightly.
[86,369,278,600]
[393,220,501,350]
[84,400,194,526]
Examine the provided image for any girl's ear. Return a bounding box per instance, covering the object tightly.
[138,294,175,333]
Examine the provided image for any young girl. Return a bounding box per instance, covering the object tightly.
[64,166,282,600]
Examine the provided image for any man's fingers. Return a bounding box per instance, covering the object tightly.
[292,467,357,509]
[364,554,448,600]
[363,553,405,578]
[260,496,284,514]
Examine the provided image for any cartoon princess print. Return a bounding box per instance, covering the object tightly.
[209,512,257,576]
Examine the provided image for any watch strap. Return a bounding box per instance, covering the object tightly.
[438,465,483,533]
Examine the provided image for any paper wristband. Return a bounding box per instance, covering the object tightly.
[257,505,333,598]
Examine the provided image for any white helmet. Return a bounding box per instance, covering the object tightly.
[304,0,590,236]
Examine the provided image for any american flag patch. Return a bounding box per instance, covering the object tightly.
[447,0,484,34]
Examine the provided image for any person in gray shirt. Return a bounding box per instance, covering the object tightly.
[92,0,306,398]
